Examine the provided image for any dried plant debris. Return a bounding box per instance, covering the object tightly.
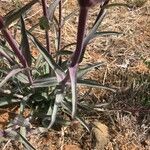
[0,0,150,149]
[63,144,81,150]
[92,122,109,150]
[126,0,147,8]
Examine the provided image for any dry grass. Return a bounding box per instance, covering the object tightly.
[0,0,150,149]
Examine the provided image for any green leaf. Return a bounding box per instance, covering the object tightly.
[20,16,32,66]
[33,76,57,83]
[16,73,29,84]
[20,127,27,148]
[0,97,20,107]
[0,46,14,64]
[0,45,18,65]
[77,79,116,92]
[48,92,64,128]
[84,31,122,45]
[144,58,150,69]
[69,66,78,118]
[17,132,36,150]
[35,54,43,68]
[77,62,105,78]
[4,0,38,26]
[103,3,130,9]
[83,10,106,48]
[0,68,24,88]
[0,89,24,106]
[31,77,58,88]
[55,50,73,57]
[79,10,106,62]
[0,45,15,57]
[63,9,79,25]
[94,31,122,37]
[59,43,76,51]
[48,0,61,22]
[28,32,65,80]
[62,100,90,132]
[39,16,50,30]
[75,115,90,132]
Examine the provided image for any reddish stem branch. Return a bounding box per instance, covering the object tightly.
[70,7,88,67]
[1,29,27,67]
[58,0,62,52]
[0,16,32,84]
[41,0,50,53]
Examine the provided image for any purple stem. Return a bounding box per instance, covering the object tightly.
[68,7,89,117]
[70,7,88,67]
[1,29,27,67]
[0,16,32,84]
[57,0,62,58]
[0,16,4,30]
[41,0,50,53]
[60,7,89,86]
[79,1,110,63]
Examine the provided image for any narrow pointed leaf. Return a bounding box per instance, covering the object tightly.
[20,127,27,149]
[63,9,79,25]
[77,62,105,78]
[77,79,116,92]
[4,0,38,26]
[31,77,58,88]
[48,93,64,128]
[83,31,121,46]
[62,100,90,132]
[69,65,78,118]
[28,32,65,80]
[94,31,122,37]
[0,45,20,66]
[103,3,130,9]
[0,44,15,57]
[59,43,76,51]
[0,68,24,88]
[76,116,90,132]
[0,45,15,65]
[16,73,29,84]
[83,10,106,48]
[48,104,58,129]
[48,0,60,22]
[35,54,43,68]
[17,132,36,150]
[1,28,27,67]
[20,16,32,66]
[33,76,57,83]
[0,97,20,106]
[79,10,106,62]
[55,50,73,57]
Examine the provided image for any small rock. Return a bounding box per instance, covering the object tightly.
[92,122,109,150]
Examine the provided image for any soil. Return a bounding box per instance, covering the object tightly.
[0,0,150,150]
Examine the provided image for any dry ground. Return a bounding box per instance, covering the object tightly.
[0,0,150,149]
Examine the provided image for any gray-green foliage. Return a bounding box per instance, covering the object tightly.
[0,0,128,148]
